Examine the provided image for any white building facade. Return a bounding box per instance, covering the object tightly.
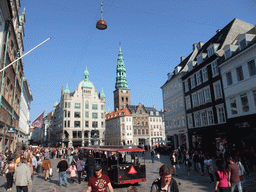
[105,107,133,145]
[18,78,33,145]
[58,69,106,147]
[219,27,256,148]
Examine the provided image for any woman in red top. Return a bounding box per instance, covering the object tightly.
[215,164,229,192]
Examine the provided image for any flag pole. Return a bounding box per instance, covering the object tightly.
[0,37,51,73]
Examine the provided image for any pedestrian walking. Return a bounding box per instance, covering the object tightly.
[42,156,52,181]
[184,151,192,177]
[170,151,178,176]
[86,151,95,181]
[205,155,215,183]
[151,150,155,163]
[150,164,179,192]
[57,156,69,187]
[3,158,16,192]
[69,162,77,183]
[68,153,73,166]
[215,164,229,192]
[199,151,205,175]
[76,156,85,184]
[228,156,242,192]
[14,158,32,192]
[192,151,200,172]
[86,164,114,192]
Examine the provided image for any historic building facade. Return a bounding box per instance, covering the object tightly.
[161,44,198,150]
[108,45,165,147]
[0,0,27,152]
[18,78,33,144]
[181,19,254,152]
[219,26,256,149]
[53,69,106,147]
[105,107,133,145]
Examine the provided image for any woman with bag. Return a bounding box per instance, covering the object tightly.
[215,164,229,192]
[3,158,16,192]
[42,156,52,181]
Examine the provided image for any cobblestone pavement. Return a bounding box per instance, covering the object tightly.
[0,153,255,192]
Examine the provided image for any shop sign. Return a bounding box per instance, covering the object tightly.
[7,126,15,133]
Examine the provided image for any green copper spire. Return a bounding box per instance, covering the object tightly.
[115,43,128,90]
[100,88,105,98]
[83,67,92,88]
[64,83,70,94]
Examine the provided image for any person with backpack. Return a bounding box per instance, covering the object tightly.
[150,164,179,192]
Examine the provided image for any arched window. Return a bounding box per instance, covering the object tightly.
[122,97,124,102]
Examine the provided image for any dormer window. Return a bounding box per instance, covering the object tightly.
[156,112,159,116]
[207,44,219,57]
[224,45,239,60]
[196,53,207,65]
[238,34,256,50]
[150,111,153,115]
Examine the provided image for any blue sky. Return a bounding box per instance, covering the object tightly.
[20,0,256,121]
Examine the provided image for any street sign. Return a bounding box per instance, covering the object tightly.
[7,126,15,133]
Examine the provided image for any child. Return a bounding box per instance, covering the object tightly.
[69,162,77,183]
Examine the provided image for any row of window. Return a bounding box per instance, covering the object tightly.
[184,61,219,92]
[133,121,148,126]
[64,102,105,110]
[226,59,256,86]
[187,105,225,128]
[64,121,104,128]
[151,131,163,137]
[150,125,162,129]
[149,117,162,122]
[72,130,99,139]
[165,115,186,128]
[134,129,149,135]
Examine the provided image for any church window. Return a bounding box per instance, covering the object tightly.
[126,97,128,102]
[122,97,124,102]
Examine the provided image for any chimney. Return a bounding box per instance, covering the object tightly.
[180,56,185,62]
[197,42,204,50]
[116,108,118,111]
[193,43,197,51]
[153,105,155,108]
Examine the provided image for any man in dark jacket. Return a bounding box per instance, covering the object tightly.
[57,156,69,187]
[86,151,95,181]
[150,164,179,192]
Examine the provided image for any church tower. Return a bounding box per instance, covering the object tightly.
[114,43,130,110]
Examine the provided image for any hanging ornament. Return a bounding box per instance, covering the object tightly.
[96,2,107,30]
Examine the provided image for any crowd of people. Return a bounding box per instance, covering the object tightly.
[0,144,255,192]
[149,145,256,192]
